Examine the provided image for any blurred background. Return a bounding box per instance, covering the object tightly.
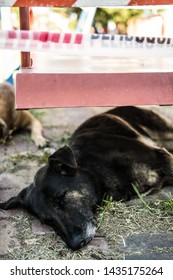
[1,6,173,82]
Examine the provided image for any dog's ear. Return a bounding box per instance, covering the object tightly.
[0,187,28,210]
[48,145,78,175]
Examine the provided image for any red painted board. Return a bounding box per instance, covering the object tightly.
[16,72,173,109]
[129,0,173,5]
[14,1,76,7]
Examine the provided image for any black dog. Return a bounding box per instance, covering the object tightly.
[1,106,173,250]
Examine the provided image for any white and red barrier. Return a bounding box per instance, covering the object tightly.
[0,30,173,57]
[0,0,173,7]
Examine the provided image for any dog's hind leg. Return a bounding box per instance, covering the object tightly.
[107,106,173,153]
[13,110,48,148]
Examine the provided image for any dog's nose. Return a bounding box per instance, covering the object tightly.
[67,222,95,250]
[69,236,93,250]
[80,237,93,248]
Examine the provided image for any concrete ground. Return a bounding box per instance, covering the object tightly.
[0,106,173,260]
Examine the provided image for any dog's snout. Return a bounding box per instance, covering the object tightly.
[80,237,93,247]
[69,222,95,250]
[70,235,93,250]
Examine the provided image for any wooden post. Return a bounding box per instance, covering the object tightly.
[19,7,32,68]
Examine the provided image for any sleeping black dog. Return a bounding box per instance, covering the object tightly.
[1,106,173,250]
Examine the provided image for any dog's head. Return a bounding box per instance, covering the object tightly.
[0,145,96,250]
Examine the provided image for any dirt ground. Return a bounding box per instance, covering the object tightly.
[0,106,173,260]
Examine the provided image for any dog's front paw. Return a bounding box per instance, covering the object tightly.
[33,135,49,148]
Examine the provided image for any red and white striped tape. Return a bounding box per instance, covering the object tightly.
[0,30,173,57]
[0,0,172,7]
[1,30,83,48]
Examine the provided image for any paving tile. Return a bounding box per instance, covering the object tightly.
[124,233,173,251]
[0,220,20,254]
[124,233,173,260]
[0,209,20,218]
[0,175,19,201]
[0,173,19,188]
[87,235,109,251]
[32,219,54,235]
[126,252,173,260]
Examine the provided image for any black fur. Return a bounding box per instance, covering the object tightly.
[1,106,173,250]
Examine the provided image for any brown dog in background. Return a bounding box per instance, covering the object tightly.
[0,82,47,147]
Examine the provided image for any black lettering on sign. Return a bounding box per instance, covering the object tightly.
[147,37,155,43]
[91,34,100,40]
[102,35,110,40]
[90,34,100,46]
[136,37,145,43]
[111,35,118,47]
[167,38,171,45]
[145,37,155,48]
[125,36,133,41]
[157,37,166,44]
[102,35,110,47]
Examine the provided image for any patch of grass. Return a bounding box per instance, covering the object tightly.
[2,197,173,260]
[132,183,152,210]
[97,195,114,229]
[60,131,71,145]
[8,149,51,166]
[132,183,173,215]
[1,175,173,260]
[151,197,173,215]
[37,149,51,164]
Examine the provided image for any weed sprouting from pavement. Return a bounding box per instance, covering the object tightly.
[97,195,114,229]
[132,183,152,210]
